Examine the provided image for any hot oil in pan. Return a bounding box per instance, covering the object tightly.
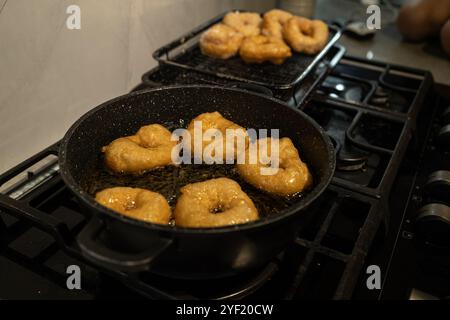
[84,120,310,222]
[85,159,306,221]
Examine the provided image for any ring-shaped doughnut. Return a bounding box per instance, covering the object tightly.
[283,17,329,55]
[95,187,171,224]
[174,178,259,228]
[236,137,313,197]
[222,11,262,37]
[102,124,177,173]
[262,9,293,39]
[200,23,244,59]
[239,35,292,64]
[186,112,248,162]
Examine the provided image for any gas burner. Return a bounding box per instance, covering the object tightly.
[136,261,280,300]
[369,86,414,113]
[316,57,431,119]
[369,86,390,108]
[337,151,369,172]
[373,86,389,98]
[304,101,395,191]
[317,75,372,103]
[328,135,368,172]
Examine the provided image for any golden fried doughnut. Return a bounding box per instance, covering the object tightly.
[174,178,258,228]
[262,9,293,39]
[236,137,313,197]
[222,11,262,37]
[102,124,177,173]
[187,111,248,162]
[95,187,171,224]
[283,17,329,55]
[239,35,292,64]
[200,23,244,59]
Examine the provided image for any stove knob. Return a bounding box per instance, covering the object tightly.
[442,106,450,124]
[415,203,450,248]
[423,171,450,206]
[437,124,450,148]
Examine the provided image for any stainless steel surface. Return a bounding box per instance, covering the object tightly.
[278,0,316,18]
[0,155,58,195]
[8,163,59,200]
[316,0,450,85]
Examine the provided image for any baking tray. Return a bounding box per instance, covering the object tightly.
[152,11,343,90]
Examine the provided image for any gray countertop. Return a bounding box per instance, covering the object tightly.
[316,0,450,85]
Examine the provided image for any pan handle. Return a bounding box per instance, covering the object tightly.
[77,215,173,272]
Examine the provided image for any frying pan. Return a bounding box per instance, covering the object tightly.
[59,85,335,279]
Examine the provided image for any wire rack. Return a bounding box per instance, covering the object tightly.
[153,11,343,89]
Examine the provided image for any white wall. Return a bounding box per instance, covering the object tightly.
[0,0,275,173]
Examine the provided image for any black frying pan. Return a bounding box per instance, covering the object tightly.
[59,85,335,279]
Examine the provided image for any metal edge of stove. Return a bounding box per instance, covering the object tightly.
[0,147,73,250]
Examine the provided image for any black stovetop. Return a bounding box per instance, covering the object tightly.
[1,55,449,300]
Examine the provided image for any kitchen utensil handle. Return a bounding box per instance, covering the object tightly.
[77,216,172,272]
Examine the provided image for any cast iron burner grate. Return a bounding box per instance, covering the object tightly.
[304,56,433,198]
[0,143,381,300]
[303,98,409,198]
[0,55,435,300]
[314,57,432,123]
